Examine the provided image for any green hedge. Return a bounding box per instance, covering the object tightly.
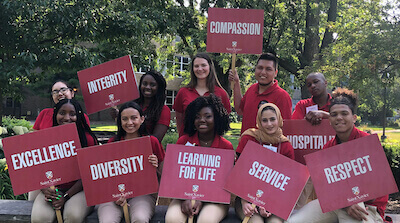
[382,140,400,190]
[0,158,28,200]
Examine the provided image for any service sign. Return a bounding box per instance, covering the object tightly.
[159,144,235,204]
[282,119,336,164]
[2,124,82,195]
[78,55,139,114]
[77,136,158,206]
[304,134,398,213]
[206,8,264,54]
[224,141,309,220]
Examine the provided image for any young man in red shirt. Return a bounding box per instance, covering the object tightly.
[229,53,292,133]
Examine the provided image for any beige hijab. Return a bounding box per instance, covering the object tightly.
[241,103,289,145]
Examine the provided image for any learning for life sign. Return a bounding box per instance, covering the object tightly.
[282,119,336,164]
[304,134,398,213]
[224,141,309,220]
[77,136,158,206]
[2,124,82,195]
[158,144,235,204]
[78,55,139,114]
[206,8,264,54]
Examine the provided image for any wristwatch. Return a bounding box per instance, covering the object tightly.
[63,192,71,201]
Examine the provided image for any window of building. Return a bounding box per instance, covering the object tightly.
[166,90,178,110]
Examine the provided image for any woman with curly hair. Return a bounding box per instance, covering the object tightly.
[173,53,231,136]
[287,88,388,223]
[165,94,233,223]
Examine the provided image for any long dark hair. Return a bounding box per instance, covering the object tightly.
[114,101,148,141]
[52,99,98,147]
[134,70,167,133]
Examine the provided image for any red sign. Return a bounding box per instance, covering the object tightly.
[77,55,139,114]
[2,124,82,195]
[224,141,309,220]
[206,8,264,54]
[282,120,336,164]
[158,144,235,204]
[304,134,398,213]
[77,136,158,206]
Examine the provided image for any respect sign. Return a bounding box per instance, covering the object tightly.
[224,141,309,220]
[282,119,336,164]
[206,8,264,54]
[158,144,235,204]
[304,134,398,213]
[2,124,82,195]
[78,55,139,114]
[77,136,158,206]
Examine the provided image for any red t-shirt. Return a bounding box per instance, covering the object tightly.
[292,94,332,119]
[33,108,91,130]
[108,135,165,163]
[142,105,171,134]
[236,135,295,160]
[176,133,233,150]
[323,126,388,219]
[240,80,292,133]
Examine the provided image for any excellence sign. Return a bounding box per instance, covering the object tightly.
[224,141,309,220]
[304,134,398,213]
[78,55,139,114]
[282,119,336,164]
[158,144,235,204]
[2,124,82,195]
[77,136,158,206]
[207,8,264,54]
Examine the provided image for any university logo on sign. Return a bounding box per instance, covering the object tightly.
[109,94,115,101]
[193,185,199,193]
[256,189,264,198]
[118,184,125,193]
[352,186,360,196]
[46,171,53,180]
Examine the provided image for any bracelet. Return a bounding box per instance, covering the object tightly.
[63,192,71,201]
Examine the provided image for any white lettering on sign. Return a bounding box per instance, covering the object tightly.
[177,152,221,168]
[87,70,128,94]
[90,155,144,180]
[11,141,77,170]
[248,161,291,191]
[287,135,335,150]
[209,21,261,36]
[323,155,373,184]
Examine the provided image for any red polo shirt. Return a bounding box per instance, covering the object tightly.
[143,105,171,133]
[292,94,332,119]
[176,133,233,150]
[240,80,292,133]
[323,126,388,219]
[236,135,294,160]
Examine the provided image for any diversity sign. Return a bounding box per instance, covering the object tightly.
[78,55,139,114]
[224,141,309,220]
[158,144,235,204]
[282,119,335,164]
[2,124,81,195]
[207,8,264,54]
[304,134,398,213]
[77,136,158,206]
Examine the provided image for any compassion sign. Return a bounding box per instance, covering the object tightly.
[158,144,235,204]
[282,119,335,164]
[206,8,264,54]
[224,141,309,220]
[304,134,398,213]
[77,136,158,206]
[78,55,139,114]
[2,124,81,195]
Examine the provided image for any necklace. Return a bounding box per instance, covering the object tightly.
[199,139,212,146]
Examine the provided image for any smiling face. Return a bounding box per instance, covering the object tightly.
[56,103,77,125]
[306,74,327,97]
[194,107,215,135]
[255,59,278,87]
[52,82,74,104]
[193,58,210,80]
[120,107,145,138]
[260,109,279,135]
[140,74,158,99]
[329,104,357,135]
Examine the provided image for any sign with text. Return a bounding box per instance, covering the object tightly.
[158,144,235,204]
[3,123,81,195]
[282,119,336,164]
[77,136,158,206]
[224,141,309,220]
[304,134,398,213]
[78,55,139,114]
[207,8,264,54]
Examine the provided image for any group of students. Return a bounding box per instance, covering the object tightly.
[29,52,388,223]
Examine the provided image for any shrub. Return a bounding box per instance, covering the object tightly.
[161,132,179,149]
[382,140,400,190]
[0,158,28,200]
[1,116,33,137]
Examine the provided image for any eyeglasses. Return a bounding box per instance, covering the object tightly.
[51,87,70,96]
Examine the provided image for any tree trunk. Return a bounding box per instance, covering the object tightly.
[301,0,321,68]
[321,0,338,51]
